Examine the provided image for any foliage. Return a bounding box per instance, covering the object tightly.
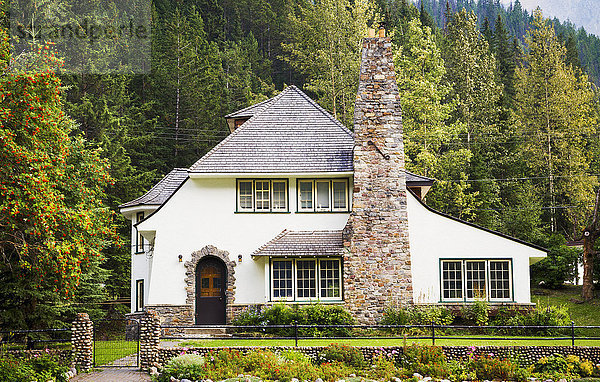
[0,38,115,328]
[469,354,522,381]
[532,354,594,379]
[232,304,354,337]
[461,299,489,326]
[0,353,68,382]
[318,343,365,368]
[531,234,581,288]
[399,344,449,377]
[368,353,400,381]
[381,304,454,327]
[491,302,571,336]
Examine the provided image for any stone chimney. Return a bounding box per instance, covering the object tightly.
[343,33,412,323]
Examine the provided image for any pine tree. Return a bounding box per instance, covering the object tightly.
[493,14,517,108]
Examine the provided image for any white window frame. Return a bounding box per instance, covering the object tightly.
[270,258,343,302]
[465,260,487,300]
[297,179,349,212]
[236,179,288,212]
[441,260,463,301]
[237,180,254,211]
[135,212,144,253]
[254,180,271,211]
[440,259,513,303]
[136,279,144,312]
[272,180,288,211]
[332,179,349,211]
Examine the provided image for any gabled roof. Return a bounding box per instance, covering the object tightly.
[252,230,344,257]
[405,170,434,186]
[119,169,188,208]
[189,86,354,174]
[224,98,274,119]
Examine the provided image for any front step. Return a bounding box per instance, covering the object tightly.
[181,326,231,338]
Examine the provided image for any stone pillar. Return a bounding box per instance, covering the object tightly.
[139,310,160,371]
[344,34,412,323]
[71,313,93,371]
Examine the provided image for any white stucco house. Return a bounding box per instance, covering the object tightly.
[119,35,546,325]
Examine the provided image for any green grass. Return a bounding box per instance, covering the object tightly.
[93,340,138,366]
[176,336,600,348]
[532,285,600,326]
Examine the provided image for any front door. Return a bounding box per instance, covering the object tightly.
[195,257,226,325]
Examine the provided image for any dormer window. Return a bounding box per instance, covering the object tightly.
[297,179,349,212]
[237,179,288,212]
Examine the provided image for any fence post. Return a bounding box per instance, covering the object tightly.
[294,320,298,347]
[139,310,161,371]
[71,313,94,371]
[431,320,436,346]
[571,321,575,347]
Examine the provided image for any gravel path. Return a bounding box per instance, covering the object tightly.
[70,367,151,382]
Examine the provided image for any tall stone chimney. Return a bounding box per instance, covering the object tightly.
[344,32,412,323]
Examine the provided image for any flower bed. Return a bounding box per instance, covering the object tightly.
[154,344,600,382]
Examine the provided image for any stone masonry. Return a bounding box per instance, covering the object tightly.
[139,310,161,371]
[71,313,93,371]
[344,35,412,323]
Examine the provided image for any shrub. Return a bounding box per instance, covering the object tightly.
[232,304,354,337]
[400,344,449,377]
[368,355,399,381]
[470,354,520,380]
[461,299,489,326]
[381,304,454,335]
[159,353,206,381]
[0,353,68,382]
[318,343,365,368]
[502,303,571,335]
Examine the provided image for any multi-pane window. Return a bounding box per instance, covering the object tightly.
[135,212,144,253]
[297,179,349,212]
[442,261,463,300]
[271,258,342,301]
[465,261,487,299]
[136,279,144,312]
[255,181,270,210]
[320,260,341,298]
[272,260,293,299]
[440,259,512,302]
[489,261,511,299]
[296,260,317,298]
[237,179,288,212]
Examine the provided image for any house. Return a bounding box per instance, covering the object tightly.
[119,34,546,325]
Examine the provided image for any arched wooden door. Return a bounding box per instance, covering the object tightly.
[195,257,226,325]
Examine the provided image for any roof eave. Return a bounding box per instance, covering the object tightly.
[188,171,354,178]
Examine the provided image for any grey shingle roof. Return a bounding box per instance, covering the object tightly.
[252,230,344,257]
[405,170,434,186]
[224,98,274,119]
[119,168,188,208]
[189,86,354,173]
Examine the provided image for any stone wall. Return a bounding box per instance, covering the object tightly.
[158,345,600,367]
[140,310,161,371]
[344,34,412,323]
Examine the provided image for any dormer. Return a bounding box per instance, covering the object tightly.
[405,170,435,199]
[224,98,275,133]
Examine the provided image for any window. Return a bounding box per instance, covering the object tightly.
[271,258,342,301]
[440,259,512,302]
[135,212,144,253]
[442,261,463,300]
[136,279,144,311]
[237,179,288,212]
[297,179,349,212]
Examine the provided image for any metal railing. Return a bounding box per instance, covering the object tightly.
[160,322,600,347]
[0,328,71,350]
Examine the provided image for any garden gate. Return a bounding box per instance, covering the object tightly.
[93,318,140,368]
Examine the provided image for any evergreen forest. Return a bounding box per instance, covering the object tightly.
[1,0,600,328]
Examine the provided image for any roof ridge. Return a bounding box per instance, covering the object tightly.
[289,86,354,138]
[252,229,289,256]
[189,88,292,172]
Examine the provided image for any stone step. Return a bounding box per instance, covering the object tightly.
[180,326,231,338]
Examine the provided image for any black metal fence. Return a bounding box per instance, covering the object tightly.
[0,328,71,350]
[160,322,600,347]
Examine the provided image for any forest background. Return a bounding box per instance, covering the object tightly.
[1,0,600,329]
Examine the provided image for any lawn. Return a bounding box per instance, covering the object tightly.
[531,285,600,326]
[93,340,138,366]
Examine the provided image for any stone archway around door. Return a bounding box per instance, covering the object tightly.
[184,245,236,324]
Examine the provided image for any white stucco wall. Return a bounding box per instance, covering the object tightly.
[407,192,546,304]
[136,176,351,308]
